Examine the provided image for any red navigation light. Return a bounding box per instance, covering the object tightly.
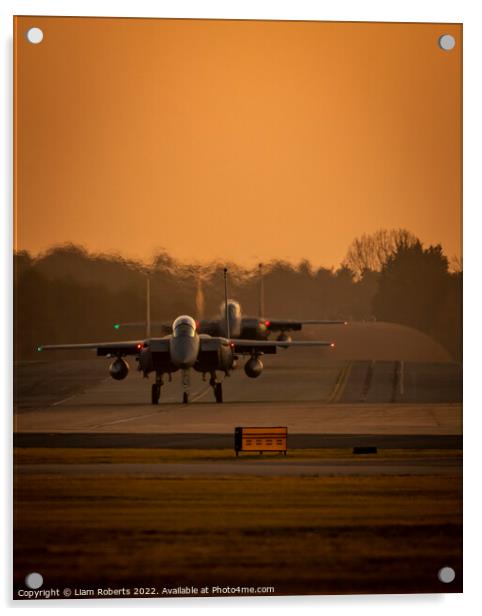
[330,342,336,348]
[195,320,200,330]
[136,343,143,349]
[264,320,271,327]
[343,321,348,326]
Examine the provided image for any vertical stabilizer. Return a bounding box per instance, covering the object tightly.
[223,268,231,339]
[258,262,265,317]
[195,276,205,320]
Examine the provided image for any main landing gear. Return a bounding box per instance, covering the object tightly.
[151,383,160,404]
[210,374,223,403]
[215,382,223,403]
[151,371,224,405]
[151,374,163,405]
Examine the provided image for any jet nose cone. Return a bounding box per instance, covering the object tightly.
[170,336,199,368]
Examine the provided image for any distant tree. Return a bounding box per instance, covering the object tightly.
[13,250,33,281]
[343,228,418,279]
[354,269,380,320]
[432,270,462,361]
[449,255,463,273]
[13,240,461,360]
[297,259,313,277]
[373,241,450,338]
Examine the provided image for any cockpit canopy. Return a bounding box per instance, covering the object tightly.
[172,315,197,337]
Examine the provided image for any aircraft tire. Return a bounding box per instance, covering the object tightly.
[215,382,223,403]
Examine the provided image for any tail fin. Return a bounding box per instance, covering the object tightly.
[258,262,265,317]
[195,276,205,320]
[223,268,230,339]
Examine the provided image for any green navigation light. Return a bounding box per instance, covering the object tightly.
[114,324,120,330]
[37,346,43,352]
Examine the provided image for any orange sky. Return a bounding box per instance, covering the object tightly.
[14,17,461,268]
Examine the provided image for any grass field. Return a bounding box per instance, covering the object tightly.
[14,448,462,597]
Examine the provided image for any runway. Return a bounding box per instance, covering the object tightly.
[16,354,462,408]
[14,357,462,440]
[16,456,462,477]
[14,432,462,448]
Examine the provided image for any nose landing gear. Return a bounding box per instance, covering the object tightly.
[181,369,191,404]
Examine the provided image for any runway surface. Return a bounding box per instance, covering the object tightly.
[16,355,462,408]
[14,356,462,440]
[14,432,462,448]
[16,456,461,477]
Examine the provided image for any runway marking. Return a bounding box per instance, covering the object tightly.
[190,384,212,403]
[391,361,404,402]
[86,384,213,428]
[329,363,352,403]
[50,378,111,407]
[52,393,80,407]
[360,360,375,402]
[87,411,165,429]
[399,360,405,396]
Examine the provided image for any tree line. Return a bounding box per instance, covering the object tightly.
[14,229,462,361]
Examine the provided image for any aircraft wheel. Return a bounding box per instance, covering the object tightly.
[151,383,160,405]
[182,392,189,404]
[215,382,223,403]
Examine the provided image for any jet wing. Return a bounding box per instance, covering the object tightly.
[113,321,172,333]
[297,320,347,325]
[266,319,347,332]
[198,319,222,337]
[37,340,145,356]
[231,338,335,354]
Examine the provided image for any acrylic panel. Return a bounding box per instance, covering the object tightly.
[13,16,462,599]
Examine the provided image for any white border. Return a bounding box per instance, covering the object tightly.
[2,1,480,615]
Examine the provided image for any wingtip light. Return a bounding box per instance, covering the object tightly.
[330,342,336,348]
[114,324,120,330]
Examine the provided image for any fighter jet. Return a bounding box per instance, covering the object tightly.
[193,298,346,342]
[37,314,335,404]
[37,270,335,404]
[114,265,347,342]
